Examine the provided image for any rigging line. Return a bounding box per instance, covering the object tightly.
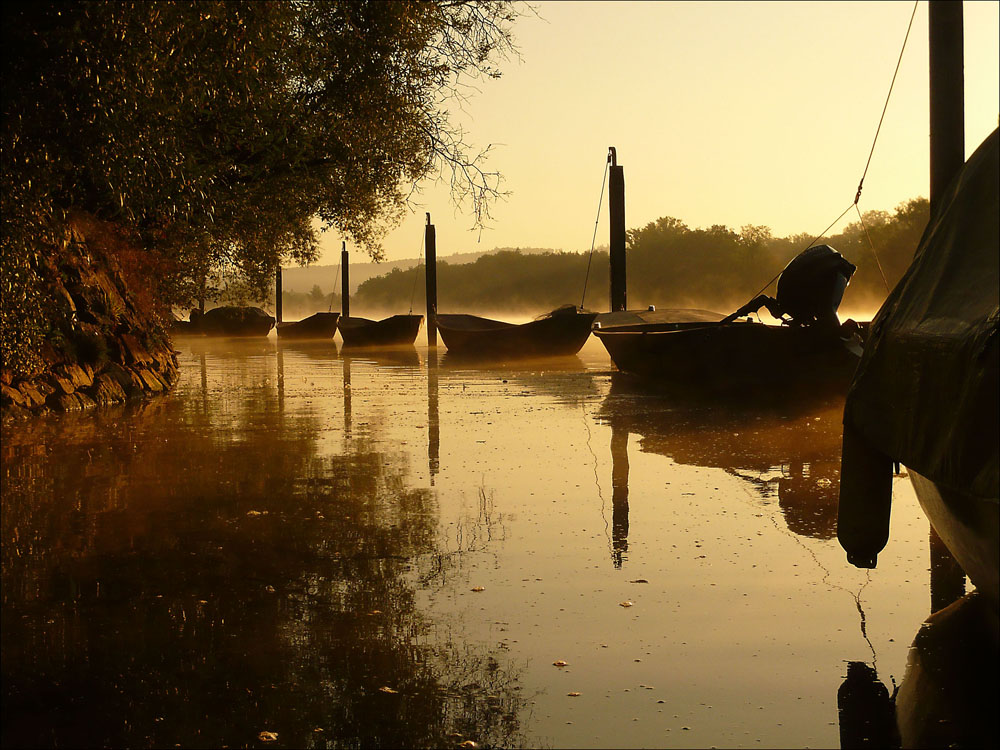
[581,158,611,309]
[854,0,920,206]
[855,204,892,293]
[580,401,613,552]
[408,230,426,315]
[332,254,342,310]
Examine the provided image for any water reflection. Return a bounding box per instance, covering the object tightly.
[597,374,846,542]
[1,355,529,748]
[428,348,440,484]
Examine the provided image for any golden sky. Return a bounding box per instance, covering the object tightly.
[320,0,999,265]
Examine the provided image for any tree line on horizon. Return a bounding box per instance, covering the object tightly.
[354,197,930,316]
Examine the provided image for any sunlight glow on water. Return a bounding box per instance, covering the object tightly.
[1,337,964,748]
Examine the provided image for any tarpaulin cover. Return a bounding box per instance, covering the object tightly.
[844,128,999,499]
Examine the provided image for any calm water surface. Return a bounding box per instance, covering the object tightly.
[1,337,971,748]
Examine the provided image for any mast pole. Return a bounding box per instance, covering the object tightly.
[928,0,964,214]
[425,213,438,347]
[341,241,350,318]
[608,147,627,312]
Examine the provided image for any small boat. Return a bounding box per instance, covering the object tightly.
[338,314,423,348]
[593,246,865,394]
[276,311,340,340]
[185,306,275,337]
[837,128,999,608]
[435,305,598,359]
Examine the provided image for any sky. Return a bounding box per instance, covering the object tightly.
[317,1,1000,265]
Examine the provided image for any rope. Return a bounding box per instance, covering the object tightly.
[855,204,891,293]
[581,157,611,309]
[408,230,426,315]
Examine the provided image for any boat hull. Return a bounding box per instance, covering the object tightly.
[909,470,999,607]
[436,310,598,359]
[276,312,340,340]
[594,321,861,393]
[196,306,275,337]
[338,314,423,348]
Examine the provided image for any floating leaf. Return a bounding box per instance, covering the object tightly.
[552,660,569,667]
[567,692,581,697]
[471,586,485,592]
[379,686,398,694]
[258,731,278,742]
[459,742,478,749]
[619,601,634,608]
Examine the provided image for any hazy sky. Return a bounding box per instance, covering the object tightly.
[318,1,999,265]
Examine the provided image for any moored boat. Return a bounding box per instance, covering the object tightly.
[837,128,999,608]
[276,312,340,340]
[183,306,276,337]
[435,305,598,359]
[338,314,423,348]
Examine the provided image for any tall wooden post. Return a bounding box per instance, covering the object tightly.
[928,0,964,215]
[608,147,626,312]
[275,266,282,324]
[341,241,350,318]
[425,213,438,347]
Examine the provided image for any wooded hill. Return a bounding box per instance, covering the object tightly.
[352,198,929,317]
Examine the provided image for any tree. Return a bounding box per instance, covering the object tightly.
[2,0,525,373]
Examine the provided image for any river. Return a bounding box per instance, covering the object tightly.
[1,336,975,748]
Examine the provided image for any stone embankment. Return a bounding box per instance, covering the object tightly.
[1,217,179,420]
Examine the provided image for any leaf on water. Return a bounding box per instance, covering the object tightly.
[619,601,634,607]
[459,742,478,749]
[567,692,581,697]
[246,510,268,516]
[258,731,278,742]
[629,579,649,584]
[471,586,485,592]
[552,660,569,667]
[379,686,398,694]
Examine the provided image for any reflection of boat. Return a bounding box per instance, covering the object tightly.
[276,312,340,340]
[435,305,598,359]
[342,346,421,369]
[597,376,846,539]
[894,591,998,749]
[338,314,423,348]
[838,129,999,607]
[183,306,275,337]
[593,246,865,394]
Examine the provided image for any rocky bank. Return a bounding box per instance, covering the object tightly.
[1,216,179,420]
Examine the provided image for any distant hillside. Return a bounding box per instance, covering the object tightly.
[280,246,563,295]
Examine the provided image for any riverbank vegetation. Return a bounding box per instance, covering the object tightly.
[356,197,929,315]
[2,0,521,375]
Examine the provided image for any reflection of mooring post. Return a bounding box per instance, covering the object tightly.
[929,524,966,613]
[929,0,964,216]
[343,357,352,440]
[427,348,440,484]
[425,213,438,347]
[275,266,283,324]
[610,419,630,568]
[276,346,285,412]
[608,146,626,312]
[341,241,350,318]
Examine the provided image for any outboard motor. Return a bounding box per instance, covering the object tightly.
[723,245,856,330]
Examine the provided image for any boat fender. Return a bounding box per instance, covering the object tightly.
[837,421,895,568]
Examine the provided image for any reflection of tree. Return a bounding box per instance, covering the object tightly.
[596,377,846,540]
[1,360,528,748]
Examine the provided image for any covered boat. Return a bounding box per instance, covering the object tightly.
[184,306,275,337]
[276,311,340,340]
[593,245,865,394]
[338,314,423,348]
[837,128,999,607]
[435,305,598,359]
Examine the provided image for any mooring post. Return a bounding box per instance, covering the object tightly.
[275,266,283,324]
[425,213,438,347]
[928,0,964,216]
[608,147,626,312]
[341,241,350,319]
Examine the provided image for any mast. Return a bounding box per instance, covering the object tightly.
[928,0,964,214]
[608,147,627,312]
[341,241,350,318]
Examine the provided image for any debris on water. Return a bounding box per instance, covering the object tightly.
[629,579,649,584]
[246,510,268,516]
[553,660,569,667]
[258,731,278,742]
[471,586,485,592]
[567,692,581,697]
[379,686,398,694]
[619,601,634,608]
[459,741,478,749]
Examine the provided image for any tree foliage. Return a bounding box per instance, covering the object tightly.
[2,0,522,373]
